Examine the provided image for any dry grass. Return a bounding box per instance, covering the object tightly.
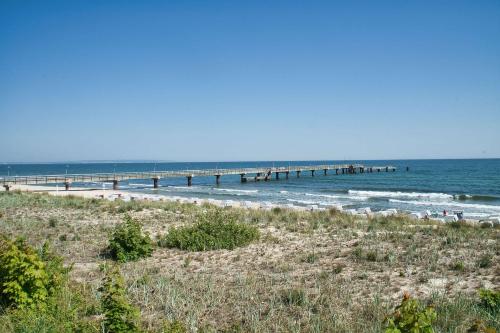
[0,191,499,332]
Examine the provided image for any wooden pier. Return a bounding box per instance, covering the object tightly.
[0,163,396,191]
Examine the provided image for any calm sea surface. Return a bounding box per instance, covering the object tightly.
[2,159,500,219]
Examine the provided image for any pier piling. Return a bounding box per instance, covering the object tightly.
[152,177,160,189]
[1,163,397,189]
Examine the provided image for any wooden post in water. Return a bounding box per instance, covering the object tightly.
[275,172,279,180]
[297,170,301,178]
[215,175,221,185]
[152,177,160,188]
[240,174,246,183]
[324,169,327,176]
[311,170,315,177]
[187,175,193,187]
[285,171,289,180]
[112,180,119,190]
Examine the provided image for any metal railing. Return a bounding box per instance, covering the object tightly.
[1,163,395,185]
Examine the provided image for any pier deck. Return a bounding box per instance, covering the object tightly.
[1,163,396,190]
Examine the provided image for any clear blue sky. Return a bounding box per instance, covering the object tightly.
[1,0,499,162]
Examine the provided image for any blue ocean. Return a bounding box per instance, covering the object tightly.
[2,159,500,219]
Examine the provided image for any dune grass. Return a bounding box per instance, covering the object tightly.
[0,191,498,332]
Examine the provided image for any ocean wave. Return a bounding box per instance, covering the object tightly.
[389,199,500,212]
[286,198,340,207]
[454,194,499,202]
[305,193,341,199]
[349,190,453,200]
[167,186,198,190]
[213,188,258,194]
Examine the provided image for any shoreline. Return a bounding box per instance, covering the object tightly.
[3,184,495,225]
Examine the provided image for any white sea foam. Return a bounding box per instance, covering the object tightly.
[305,193,341,199]
[389,199,500,212]
[279,190,289,194]
[287,198,338,207]
[349,190,453,200]
[169,186,197,190]
[213,188,258,194]
[304,192,368,201]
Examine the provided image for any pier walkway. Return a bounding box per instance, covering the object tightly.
[1,163,396,191]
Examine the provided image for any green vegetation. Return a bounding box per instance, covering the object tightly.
[0,236,50,309]
[159,209,260,251]
[479,289,500,313]
[100,266,142,333]
[0,191,498,332]
[385,293,436,333]
[108,215,153,262]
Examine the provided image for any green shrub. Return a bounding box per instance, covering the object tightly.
[450,261,465,272]
[476,255,492,269]
[48,217,58,228]
[159,209,260,251]
[162,320,187,333]
[302,252,318,263]
[281,288,307,306]
[366,250,378,262]
[99,266,142,333]
[40,241,71,295]
[478,289,500,313]
[0,236,49,309]
[385,293,436,333]
[108,215,153,262]
[1,283,99,333]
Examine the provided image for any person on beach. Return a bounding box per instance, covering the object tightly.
[443,209,448,216]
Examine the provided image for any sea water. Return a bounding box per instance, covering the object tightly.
[2,159,500,220]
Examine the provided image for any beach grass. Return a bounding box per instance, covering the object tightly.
[0,191,498,332]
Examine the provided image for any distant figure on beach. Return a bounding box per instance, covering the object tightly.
[443,209,448,216]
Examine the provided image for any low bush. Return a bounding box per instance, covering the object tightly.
[99,266,142,333]
[161,320,187,333]
[159,209,259,251]
[450,261,465,271]
[281,288,307,307]
[108,215,153,262]
[0,236,50,309]
[476,255,492,269]
[478,289,500,313]
[384,292,436,333]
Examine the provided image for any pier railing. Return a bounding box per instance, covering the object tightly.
[0,163,396,189]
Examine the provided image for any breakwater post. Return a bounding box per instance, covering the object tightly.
[152,177,160,188]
